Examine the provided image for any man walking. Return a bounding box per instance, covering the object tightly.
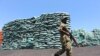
[54,17,78,56]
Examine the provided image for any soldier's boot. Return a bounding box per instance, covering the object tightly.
[54,53,59,56]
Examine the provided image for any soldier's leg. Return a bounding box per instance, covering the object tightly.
[65,42,72,56]
[66,49,72,56]
[54,45,65,56]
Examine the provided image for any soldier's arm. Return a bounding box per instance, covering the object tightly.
[58,27,70,36]
[60,28,79,47]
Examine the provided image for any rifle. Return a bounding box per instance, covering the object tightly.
[59,28,79,47]
[69,32,79,47]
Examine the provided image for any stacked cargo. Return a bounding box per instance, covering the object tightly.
[2,13,70,49]
[2,13,100,50]
[72,29,100,47]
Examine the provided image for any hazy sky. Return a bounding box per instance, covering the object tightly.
[0,0,100,31]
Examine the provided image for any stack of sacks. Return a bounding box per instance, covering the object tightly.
[2,13,70,49]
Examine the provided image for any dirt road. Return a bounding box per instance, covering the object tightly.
[0,46,100,56]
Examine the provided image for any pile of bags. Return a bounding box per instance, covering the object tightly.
[2,13,70,49]
[2,13,100,50]
[72,29,100,47]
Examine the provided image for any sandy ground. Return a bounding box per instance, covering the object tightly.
[0,46,100,56]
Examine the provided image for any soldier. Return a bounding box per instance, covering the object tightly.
[54,17,78,56]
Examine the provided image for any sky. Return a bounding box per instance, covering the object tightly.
[0,0,100,31]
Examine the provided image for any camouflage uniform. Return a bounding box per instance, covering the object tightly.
[54,22,72,56]
[55,35,72,56]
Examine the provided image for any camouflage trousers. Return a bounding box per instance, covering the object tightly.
[54,35,72,56]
